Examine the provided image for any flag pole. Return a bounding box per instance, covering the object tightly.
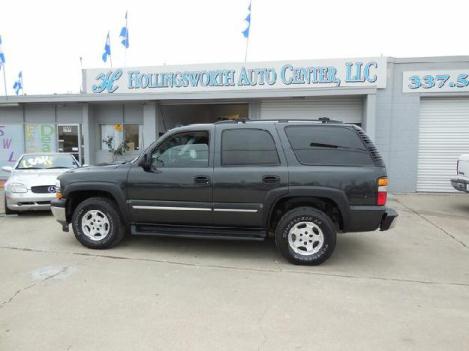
[124,46,127,70]
[20,71,24,95]
[79,57,83,93]
[244,34,250,63]
[124,12,128,69]
[2,66,8,98]
[243,1,252,63]
[109,31,113,68]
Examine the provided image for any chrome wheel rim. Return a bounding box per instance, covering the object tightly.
[81,210,110,241]
[288,221,324,256]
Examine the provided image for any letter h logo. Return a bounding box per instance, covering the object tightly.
[92,69,123,93]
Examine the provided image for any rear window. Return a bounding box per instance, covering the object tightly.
[285,125,373,166]
[222,128,280,166]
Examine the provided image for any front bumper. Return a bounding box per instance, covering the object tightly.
[380,207,398,231]
[450,177,469,192]
[50,198,69,232]
[5,191,55,211]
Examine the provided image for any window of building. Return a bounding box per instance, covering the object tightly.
[221,129,280,166]
[285,125,373,166]
[100,124,143,151]
[150,131,209,168]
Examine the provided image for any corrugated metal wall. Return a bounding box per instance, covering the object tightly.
[417,98,469,192]
[259,96,363,124]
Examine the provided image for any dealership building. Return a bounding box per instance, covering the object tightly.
[1,55,469,192]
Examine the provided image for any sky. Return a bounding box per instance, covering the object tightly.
[0,0,466,95]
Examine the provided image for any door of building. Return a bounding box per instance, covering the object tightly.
[57,124,82,163]
[417,98,469,192]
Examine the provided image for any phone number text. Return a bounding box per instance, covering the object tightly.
[408,73,469,90]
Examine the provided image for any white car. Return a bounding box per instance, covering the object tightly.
[451,154,469,192]
[2,153,80,214]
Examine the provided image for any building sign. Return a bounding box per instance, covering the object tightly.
[403,70,469,93]
[85,58,387,94]
[25,124,56,153]
[0,125,24,177]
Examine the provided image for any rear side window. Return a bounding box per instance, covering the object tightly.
[222,128,280,166]
[285,125,373,166]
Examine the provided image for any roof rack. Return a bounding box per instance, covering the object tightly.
[317,117,343,124]
[214,117,343,124]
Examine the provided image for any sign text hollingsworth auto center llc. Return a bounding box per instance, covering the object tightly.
[85,57,387,94]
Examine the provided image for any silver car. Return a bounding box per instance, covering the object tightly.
[2,153,80,214]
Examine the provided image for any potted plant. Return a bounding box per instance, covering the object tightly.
[102,136,130,163]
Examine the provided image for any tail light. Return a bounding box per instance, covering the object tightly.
[377,177,388,206]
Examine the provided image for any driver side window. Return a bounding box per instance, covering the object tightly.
[151,131,209,169]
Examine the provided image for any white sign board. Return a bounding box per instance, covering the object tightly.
[403,70,469,93]
[85,57,387,95]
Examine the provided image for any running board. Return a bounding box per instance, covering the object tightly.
[131,224,267,241]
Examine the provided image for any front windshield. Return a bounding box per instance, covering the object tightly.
[16,154,78,170]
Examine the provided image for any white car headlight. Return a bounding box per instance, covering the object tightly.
[8,182,28,193]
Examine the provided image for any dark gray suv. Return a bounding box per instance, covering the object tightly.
[51,119,397,265]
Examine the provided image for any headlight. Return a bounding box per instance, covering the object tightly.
[8,182,28,193]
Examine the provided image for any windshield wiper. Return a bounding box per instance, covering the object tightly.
[45,166,70,169]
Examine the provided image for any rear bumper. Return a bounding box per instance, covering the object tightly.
[348,205,398,232]
[450,177,469,192]
[380,207,398,231]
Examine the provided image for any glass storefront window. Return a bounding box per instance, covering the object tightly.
[101,124,143,151]
[25,123,56,153]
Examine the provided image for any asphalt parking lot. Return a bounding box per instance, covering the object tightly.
[0,192,468,351]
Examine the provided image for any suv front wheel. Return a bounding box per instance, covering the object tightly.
[71,197,126,249]
[275,207,337,265]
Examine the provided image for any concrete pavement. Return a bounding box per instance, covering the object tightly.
[0,193,468,350]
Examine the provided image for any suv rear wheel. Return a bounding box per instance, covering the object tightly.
[275,207,336,265]
[71,197,125,249]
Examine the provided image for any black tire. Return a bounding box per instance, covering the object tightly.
[275,207,336,265]
[4,194,17,215]
[71,197,126,249]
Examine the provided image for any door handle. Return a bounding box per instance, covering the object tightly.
[194,176,210,184]
[262,175,280,184]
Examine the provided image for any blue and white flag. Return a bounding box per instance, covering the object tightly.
[119,11,129,48]
[0,35,5,69]
[242,2,251,38]
[102,32,111,62]
[13,71,22,95]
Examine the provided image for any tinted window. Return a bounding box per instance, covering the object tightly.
[222,129,279,166]
[151,131,209,168]
[285,125,373,166]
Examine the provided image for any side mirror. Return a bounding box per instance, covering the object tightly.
[138,154,151,171]
[1,166,13,173]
